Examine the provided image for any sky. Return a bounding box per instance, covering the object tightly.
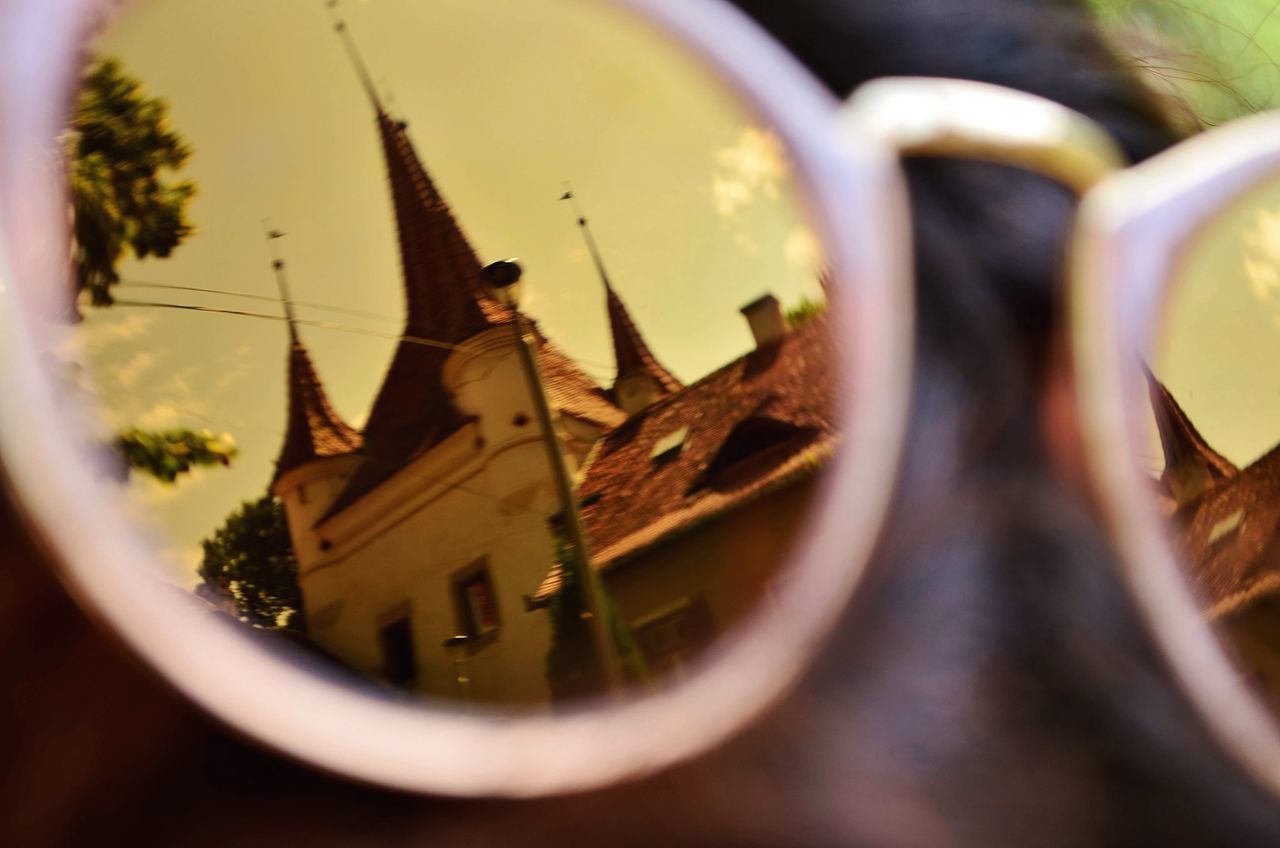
[1152,173,1280,473]
[75,0,826,583]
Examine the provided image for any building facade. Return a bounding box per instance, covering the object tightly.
[269,85,833,705]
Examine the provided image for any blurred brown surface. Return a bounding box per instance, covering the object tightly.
[5,454,1280,848]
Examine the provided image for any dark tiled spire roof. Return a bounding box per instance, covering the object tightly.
[273,341,362,484]
[605,283,682,396]
[325,112,508,516]
[1146,367,1238,486]
[321,112,622,521]
[375,111,508,338]
[1173,445,1280,618]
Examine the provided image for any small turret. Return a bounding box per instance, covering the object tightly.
[561,188,681,416]
[264,239,362,565]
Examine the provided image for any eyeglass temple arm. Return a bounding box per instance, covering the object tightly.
[841,77,1127,194]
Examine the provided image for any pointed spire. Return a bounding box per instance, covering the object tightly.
[1145,364,1237,507]
[328,2,503,339]
[268,233,362,484]
[326,0,381,111]
[274,341,364,484]
[318,8,511,517]
[604,285,682,395]
[375,111,504,338]
[561,187,681,407]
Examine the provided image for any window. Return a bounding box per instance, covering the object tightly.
[689,416,818,492]
[1208,508,1246,547]
[650,426,689,465]
[713,417,804,468]
[632,597,713,677]
[378,615,417,687]
[453,562,501,638]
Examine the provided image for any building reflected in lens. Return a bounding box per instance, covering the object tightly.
[1148,369,1280,706]
[268,96,833,704]
[1149,187,1280,710]
[81,2,836,709]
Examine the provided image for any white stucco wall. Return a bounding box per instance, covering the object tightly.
[279,328,574,705]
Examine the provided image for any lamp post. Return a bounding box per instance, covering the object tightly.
[481,259,622,695]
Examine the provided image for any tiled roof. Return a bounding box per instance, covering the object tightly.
[375,110,506,339]
[272,341,362,484]
[322,112,509,518]
[532,316,836,602]
[538,336,626,430]
[1150,376,1280,617]
[1173,443,1280,617]
[316,110,626,523]
[605,283,682,396]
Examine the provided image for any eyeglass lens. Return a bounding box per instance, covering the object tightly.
[50,0,839,711]
[1149,171,1280,713]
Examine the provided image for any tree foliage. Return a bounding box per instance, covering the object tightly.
[198,495,303,631]
[70,58,196,307]
[1089,0,1278,127]
[114,427,237,484]
[785,297,826,328]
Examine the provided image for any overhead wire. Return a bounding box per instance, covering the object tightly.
[117,278,399,324]
[108,288,619,379]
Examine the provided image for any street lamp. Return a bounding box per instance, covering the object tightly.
[481,259,622,695]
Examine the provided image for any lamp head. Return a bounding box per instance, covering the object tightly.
[482,259,524,307]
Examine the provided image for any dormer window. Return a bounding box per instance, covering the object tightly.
[1208,509,1246,548]
[689,416,817,492]
[651,426,689,465]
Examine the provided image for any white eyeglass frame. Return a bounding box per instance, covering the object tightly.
[0,0,912,797]
[1070,108,1280,799]
[854,71,1280,801]
[10,0,1280,805]
[851,73,1280,801]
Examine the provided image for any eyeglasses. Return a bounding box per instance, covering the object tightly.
[1,0,1278,800]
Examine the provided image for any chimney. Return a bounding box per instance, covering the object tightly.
[740,294,788,348]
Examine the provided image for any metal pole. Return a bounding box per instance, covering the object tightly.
[507,309,623,694]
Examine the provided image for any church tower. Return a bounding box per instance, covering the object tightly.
[1146,366,1238,509]
[276,12,623,700]
[317,18,620,521]
[266,254,363,563]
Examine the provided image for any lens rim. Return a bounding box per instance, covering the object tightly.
[0,0,913,796]
[1071,110,1280,799]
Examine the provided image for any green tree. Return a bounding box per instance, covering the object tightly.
[1089,1,1278,127]
[113,427,238,484]
[198,495,303,631]
[68,60,230,485]
[70,58,196,307]
[785,297,826,328]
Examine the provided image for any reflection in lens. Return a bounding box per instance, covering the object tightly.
[65,1,835,708]
[1150,174,1280,711]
